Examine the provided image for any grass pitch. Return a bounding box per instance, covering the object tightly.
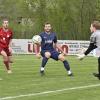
[0,55,100,100]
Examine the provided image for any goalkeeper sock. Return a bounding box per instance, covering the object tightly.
[98,57,100,75]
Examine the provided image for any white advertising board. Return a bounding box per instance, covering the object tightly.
[11,39,96,56]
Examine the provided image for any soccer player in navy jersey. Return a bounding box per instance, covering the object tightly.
[34,22,73,76]
[0,19,13,74]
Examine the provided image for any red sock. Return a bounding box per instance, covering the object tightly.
[3,61,10,70]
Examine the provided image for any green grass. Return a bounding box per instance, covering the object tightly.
[0,55,100,100]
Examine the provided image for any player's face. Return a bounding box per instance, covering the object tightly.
[2,20,9,29]
[44,24,52,33]
[90,24,95,33]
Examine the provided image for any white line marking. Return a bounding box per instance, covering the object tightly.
[0,84,100,100]
[0,78,2,81]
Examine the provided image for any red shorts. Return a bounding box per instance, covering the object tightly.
[0,47,12,56]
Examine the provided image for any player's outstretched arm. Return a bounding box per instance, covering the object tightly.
[77,53,86,60]
[77,43,97,60]
[34,43,41,59]
[54,43,67,56]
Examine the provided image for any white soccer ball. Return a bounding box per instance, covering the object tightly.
[32,35,42,44]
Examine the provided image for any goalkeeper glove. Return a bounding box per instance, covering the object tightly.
[77,53,85,60]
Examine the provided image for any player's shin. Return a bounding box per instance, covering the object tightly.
[98,57,100,75]
[63,60,72,75]
[93,57,100,79]
[3,60,10,70]
[4,60,12,74]
[41,57,48,71]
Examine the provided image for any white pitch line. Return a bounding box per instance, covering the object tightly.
[0,78,2,81]
[0,84,100,100]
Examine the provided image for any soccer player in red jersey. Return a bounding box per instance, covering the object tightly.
[0,19,13,74]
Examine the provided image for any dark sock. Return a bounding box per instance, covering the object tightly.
[63,60,70,71]
[98,57,100,75]
[41,57,48,68]
[4,61,10,70]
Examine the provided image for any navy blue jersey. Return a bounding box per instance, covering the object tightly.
[39,32,57,51]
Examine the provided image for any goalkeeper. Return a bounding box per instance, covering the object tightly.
[77,21,100,80]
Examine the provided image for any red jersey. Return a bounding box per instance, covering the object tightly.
[0,28,13,48]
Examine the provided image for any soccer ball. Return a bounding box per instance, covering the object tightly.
[32,35,42,44]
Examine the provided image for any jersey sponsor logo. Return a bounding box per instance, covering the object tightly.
[43,36,47,39]
[45,40,53,43]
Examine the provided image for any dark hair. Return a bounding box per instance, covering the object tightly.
[91,21,100,30]
[44,22,51,26]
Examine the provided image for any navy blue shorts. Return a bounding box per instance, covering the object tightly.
[41,50,60,60]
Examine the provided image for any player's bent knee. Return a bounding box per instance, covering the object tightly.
[1,50,8,61]
[3,56,8,61]
[4,55,8,60]
[45,52,51,58]
[58,54,65,61]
